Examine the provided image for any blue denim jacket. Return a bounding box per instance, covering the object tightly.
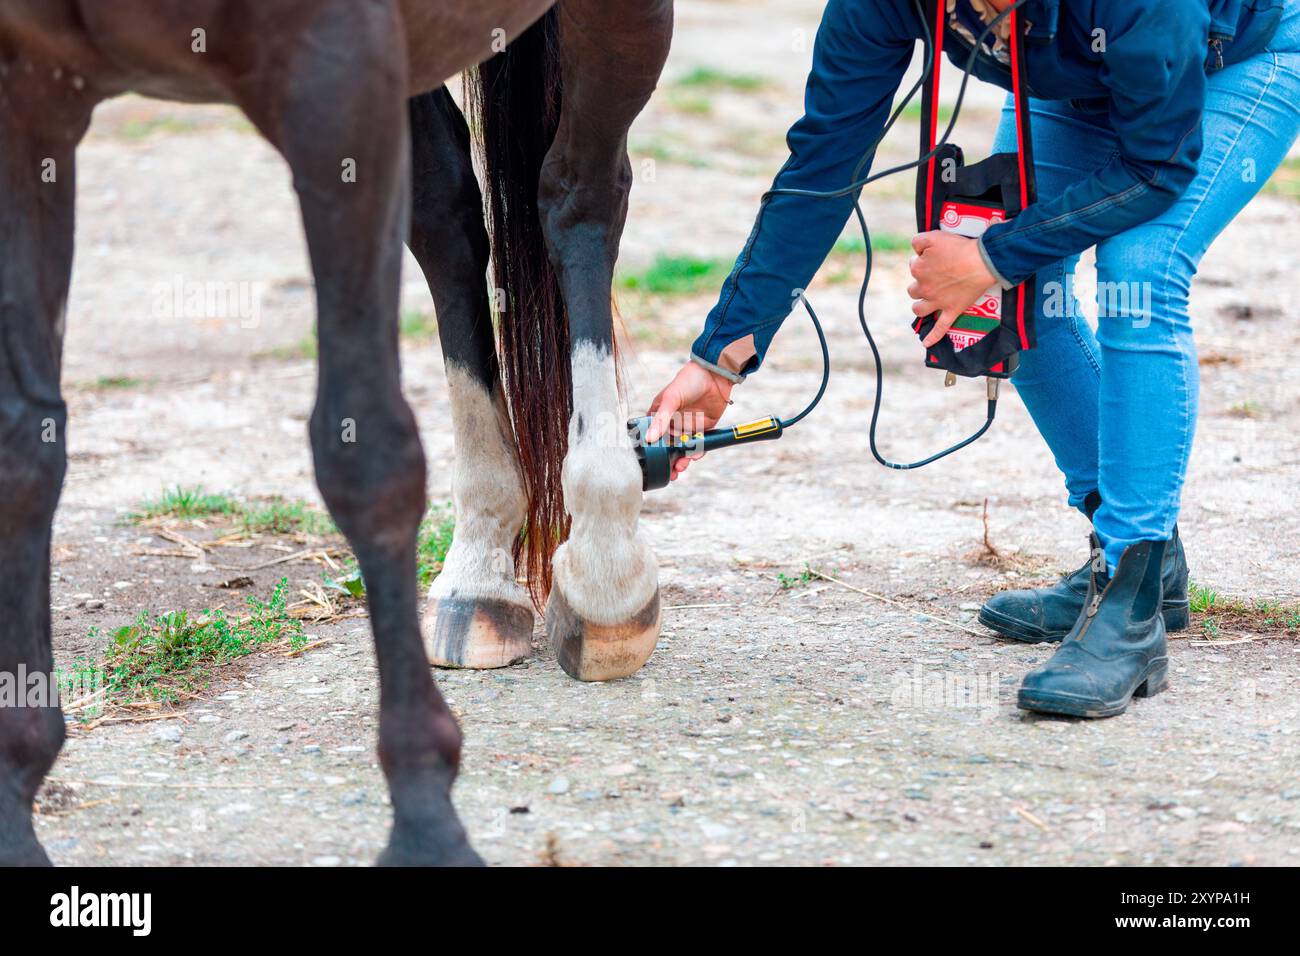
[691,0,1285,377]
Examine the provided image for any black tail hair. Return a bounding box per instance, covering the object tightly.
[464,11,568,609]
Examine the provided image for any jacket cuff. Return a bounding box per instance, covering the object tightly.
[690,352,745,384]
[977,236,1015,290]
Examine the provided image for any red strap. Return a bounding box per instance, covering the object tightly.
[924,2,1033,351]
[1008,8,1030,348]
[925,3,1029,220]
[1009,9,1029,211]
[922,0,945,233]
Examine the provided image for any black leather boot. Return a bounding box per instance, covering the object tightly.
[979,495,1189,643]
[1017,535,1170,718]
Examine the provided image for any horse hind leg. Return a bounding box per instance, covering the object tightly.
[538,1,673,682]
[250,2,478,865]
[407,89,535,670]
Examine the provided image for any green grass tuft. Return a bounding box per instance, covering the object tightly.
[667,91,715,116]
[674,67,767,92]
[131,486,239,522]
[400,309,438,341]
[1189,581,1300,635]
[327,504,458,599]
[1189,581,1219,614]
[417,504,457,588]
[83,375,145,391]
[239,497,337,537]
[898,100,955,124]
[832,232,914,256]
[778,566,815,590]
[90,579,303,704]
[620,255,732,296]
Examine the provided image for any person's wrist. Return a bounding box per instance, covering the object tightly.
[690,352,743,385]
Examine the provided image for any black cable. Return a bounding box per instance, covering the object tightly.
[770,0,1028,469]
[779,292,830,429]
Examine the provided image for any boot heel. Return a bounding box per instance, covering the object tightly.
[1135,661,1169,698]
[1161,600,1190,632]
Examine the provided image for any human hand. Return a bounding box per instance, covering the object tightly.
[907,231,996,348]
[645,361,735,481]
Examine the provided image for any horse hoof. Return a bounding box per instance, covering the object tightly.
[546,586,660,682]
[424,596,534,670]
[376,832,485,867]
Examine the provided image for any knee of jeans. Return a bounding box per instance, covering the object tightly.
[1095,234,1196,351]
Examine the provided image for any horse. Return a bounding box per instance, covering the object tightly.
[0,0,673,867]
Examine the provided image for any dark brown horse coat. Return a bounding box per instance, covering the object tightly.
[0,0,674,866]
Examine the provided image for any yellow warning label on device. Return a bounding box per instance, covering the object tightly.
[733,417,780,439]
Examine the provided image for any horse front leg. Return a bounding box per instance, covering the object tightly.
[250,0,478,865]
[539,0,674,682]
[0,89,91,865]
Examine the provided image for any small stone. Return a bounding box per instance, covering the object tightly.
[959,602,981,612]
[714,765,751,779]
[85,599,105,610]
[224,730,250,743]
[546,776,571,795]
[302,744,322,754]
[199,715,221,724]
[156,726,183,744]
[312,856,341,867]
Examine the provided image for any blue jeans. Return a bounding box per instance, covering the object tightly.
[991,1,1300,571]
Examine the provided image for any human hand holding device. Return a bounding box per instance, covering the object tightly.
[645,360,736,482]
[907,231,997,348]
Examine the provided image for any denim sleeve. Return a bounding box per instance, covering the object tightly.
[980,3,1210,285]
[690,0,918,376]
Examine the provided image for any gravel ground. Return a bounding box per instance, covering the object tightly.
[32,0,1300,866]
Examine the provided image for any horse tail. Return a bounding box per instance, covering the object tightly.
[465,10,568,608]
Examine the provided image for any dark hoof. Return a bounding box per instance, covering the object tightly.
[546,586,660,682]
[379,816,486,868]
[424,596,534,670]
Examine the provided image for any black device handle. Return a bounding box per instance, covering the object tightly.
[630,415,784,491]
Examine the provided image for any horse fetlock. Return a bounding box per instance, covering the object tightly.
[548,475,659,682]
[378,699,462,780]
[0,705,64,863]
[0,705,65,792]
[424,367,535,669]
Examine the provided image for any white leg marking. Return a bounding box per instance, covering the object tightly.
[550,342,658,624]
[429,363,531,611]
